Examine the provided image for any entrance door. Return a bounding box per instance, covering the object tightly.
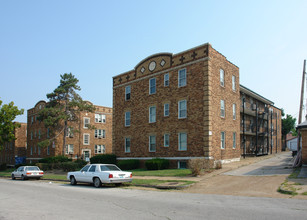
[83,150,90,162]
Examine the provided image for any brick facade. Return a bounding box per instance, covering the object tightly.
[0,123,27,166]
[26,101,112,163]
[113,43,243,167]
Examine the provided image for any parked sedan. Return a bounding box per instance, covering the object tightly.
[11,166,44,180]
[67,164,132,188]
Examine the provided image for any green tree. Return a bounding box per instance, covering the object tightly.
[281,109,297,137]
[0,99,24,151]
[38,73,95,155]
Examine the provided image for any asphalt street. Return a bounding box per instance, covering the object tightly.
[0,178,307,220]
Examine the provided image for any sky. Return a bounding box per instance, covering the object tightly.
[0,0,307,123]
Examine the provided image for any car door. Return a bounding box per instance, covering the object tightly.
[75,165,90,182]
[15,167,24,178]
[85,165,97,183]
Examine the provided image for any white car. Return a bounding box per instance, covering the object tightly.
[67,164,133,188]
[11,166,44,180]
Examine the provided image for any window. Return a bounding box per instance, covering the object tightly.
[178,100,187,119]
[65,144,74,154]
[34,130,37,138]
[164,73,169,87]
[220,69,224,87]
[95,114,106,123]
[149,78,156,94]
[221,132,225,149]
[125,137,131,153]
[149,106,156,123]
[31,132,33,140]
[164,103,169,117]
[178,132,187,151]
[164,134,170,147]
[31,116,34,124]
[66,127,74,137]
[233,103,236,120]
[95,145,105,154]
[89,165,96,172]
[84,117,90,128]
[220,100,225,117]
[83,134,90,145]
[95,129,105,138]
[233,132,236,149]
[47,146,50,155]
[149,135,156,152]
[30,146,33,155]
[178,161,187,169]
[232,75,236,91]
[125,85,131,100]
[81,165,90,172]
[125,111,131,127]
[47,128,50,138]
[38,146,41,155]
[178,69,186,87]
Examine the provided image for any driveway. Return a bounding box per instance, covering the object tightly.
[182,152,307,199]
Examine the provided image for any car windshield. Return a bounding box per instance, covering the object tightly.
[100,165,121,171]
[26,167,39,171]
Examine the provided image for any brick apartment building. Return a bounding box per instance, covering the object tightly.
[240,85,282,156]
[112,43,282,168]
[26,100,112,163]
[0,123,27,166]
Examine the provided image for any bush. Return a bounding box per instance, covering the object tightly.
[145,158,169,170]
[0,163,7,171]
[188,158,214,176]
[117,159,140,170]
[60,162,79,172]
[39,156,70,164]
[74,159,87,168]
[36,163,52,171]
[90,154,117,164]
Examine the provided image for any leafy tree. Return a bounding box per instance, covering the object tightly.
[38,73,95,155]
[0,99,24,151]
[281,109,297,137]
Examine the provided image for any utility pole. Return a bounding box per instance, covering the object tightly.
[298,60,306,152]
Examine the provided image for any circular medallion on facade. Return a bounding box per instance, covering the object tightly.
[148,61,156,72]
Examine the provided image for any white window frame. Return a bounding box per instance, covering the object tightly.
[164,73,169,87]
[125,137,131,153]
[221,100,225,118]
[95,129,105,138]
[232,75,236,91]
[233,103,236,120]
[66,127,74,137]
[149,78,156,95]
[65,144,74,154]
[149,106,156,123]
[125,85,131,101]
[84,117,90,129]
[125,111,131,127]
[233,132,236,149]
[178,100,187,119]
[95,114,106,123]
[95,145,105,154]
[220,69,225,87]
[178,68,187,87]
[178,132,187,151]
[164,103,169,117]
[164,133,170,147]
[83,134,90,145]
[149,135,156,152]
[221,132,225,149]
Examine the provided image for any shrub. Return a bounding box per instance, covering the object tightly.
[117,159,140,170]
[39,156,70,164]
[90,154,117,164]
[36,163,52,171]
[145,158,169,170]
[215,160,222,169]
[0,163,7,171]
[60,162,79,172]
[74,159,87,168]
[188,158,214,176]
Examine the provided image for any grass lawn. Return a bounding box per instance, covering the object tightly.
[129,169,192,177]
[0,169,15,177]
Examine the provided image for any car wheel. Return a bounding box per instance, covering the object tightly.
[93,177,101,188]
[115,183,122,187]
[21,175,26,181]
[11,174,15,180]
[70,176,77,185]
